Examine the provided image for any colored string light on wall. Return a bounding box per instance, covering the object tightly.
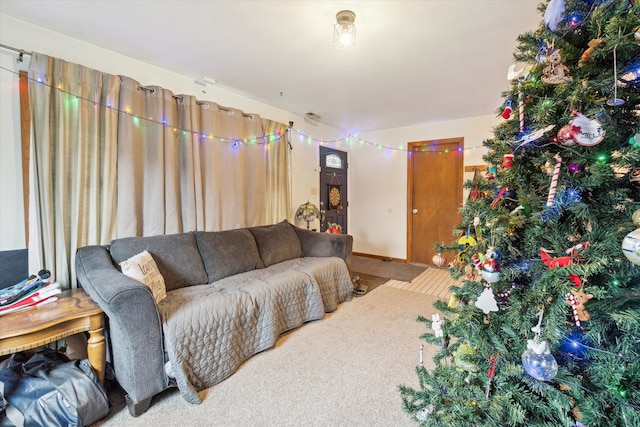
[4,66,488,154]
[290,128,485,154]
[2,66,285,146]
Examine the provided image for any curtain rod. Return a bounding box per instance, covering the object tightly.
[0,43,32,62]
[1,43,259,121]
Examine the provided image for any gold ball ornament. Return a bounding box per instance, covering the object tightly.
[635,27,640,43]
[633,210,640,227]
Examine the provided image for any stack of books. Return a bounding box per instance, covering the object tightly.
[0,270,61,316]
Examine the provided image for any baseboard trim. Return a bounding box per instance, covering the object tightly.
[352,252,408,263]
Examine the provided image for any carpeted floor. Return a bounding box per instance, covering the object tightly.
[93,285,441,427]
[89,256,452,426]
[351,255,427,295]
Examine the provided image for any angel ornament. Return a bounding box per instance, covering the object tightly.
[541,48,573,84]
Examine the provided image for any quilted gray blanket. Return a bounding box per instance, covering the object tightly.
[157,257,353,403]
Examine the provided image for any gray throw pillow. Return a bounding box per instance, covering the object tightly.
[110,232,208,291]
[249,220,303,267]
[195,229,264,283]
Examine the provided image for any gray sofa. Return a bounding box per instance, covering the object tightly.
[75,220,353,416]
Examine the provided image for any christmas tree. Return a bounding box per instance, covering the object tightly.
[400,1,639,426]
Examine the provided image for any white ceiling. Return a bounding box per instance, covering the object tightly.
[0,0,543,132]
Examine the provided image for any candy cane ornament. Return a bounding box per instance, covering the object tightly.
[507,63,529,133]
[518,82,525,133]
[565,293,581,327]
[546,154,562,207]
[566,241,591,256]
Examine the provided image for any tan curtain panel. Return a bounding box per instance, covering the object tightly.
[117,80,290,235]
[194,100,270,230]
[262,119,291,224]
[116,78,176,237]
[28,52,120,289]
[28,53,291,289]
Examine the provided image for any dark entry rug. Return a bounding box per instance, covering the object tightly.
[351,273,389,296]
[350,256,427,296]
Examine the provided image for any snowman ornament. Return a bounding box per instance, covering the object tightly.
[481,247,501,283]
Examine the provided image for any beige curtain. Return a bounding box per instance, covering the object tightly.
[116,78,177,237]
[262,119,291,224]
[28,53,120,289]
[28,54,291,289]
[117,78,291,235]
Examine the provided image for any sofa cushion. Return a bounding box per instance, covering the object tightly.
[194,229,264,283]
[248,220,303,267]
[110,232,207,291]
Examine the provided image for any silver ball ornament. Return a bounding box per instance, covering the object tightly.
[622,228,640,266]
[521,347,558,381]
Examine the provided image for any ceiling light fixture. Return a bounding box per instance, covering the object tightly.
[334,10,356,50]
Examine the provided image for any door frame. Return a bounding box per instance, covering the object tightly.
[406,137,464,264]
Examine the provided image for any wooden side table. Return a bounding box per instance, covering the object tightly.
[0,288,106,384]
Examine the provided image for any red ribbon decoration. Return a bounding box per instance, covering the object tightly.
[488,354,498,379]
[490,187,509,208]
[485,353,498,398]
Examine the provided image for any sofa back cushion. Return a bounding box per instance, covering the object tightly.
[109,232,208,292]
[195,229,264,283]
[248,220,303,267]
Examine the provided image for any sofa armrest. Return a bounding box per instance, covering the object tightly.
[75,245,167,411]
[292,225,353,273]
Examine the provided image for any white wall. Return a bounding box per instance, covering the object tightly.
[351,117,494,259]
[0,38,28,250]
[1,13,498,262]
[0,14,340,250]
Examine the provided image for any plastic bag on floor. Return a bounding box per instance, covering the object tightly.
[0,349,109,427]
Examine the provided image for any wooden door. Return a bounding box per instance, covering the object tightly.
[319,147,347,233]
[408,138,463,265]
